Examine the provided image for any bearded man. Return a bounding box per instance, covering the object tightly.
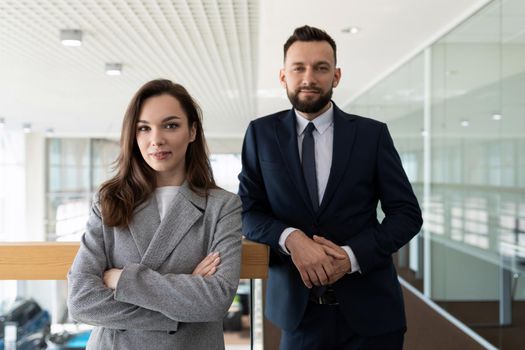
[238,25,423,350]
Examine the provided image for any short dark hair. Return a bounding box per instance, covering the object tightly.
[283,25,337,64]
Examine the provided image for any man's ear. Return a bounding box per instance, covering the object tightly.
[332,68,341,87]
[279,69,287,88]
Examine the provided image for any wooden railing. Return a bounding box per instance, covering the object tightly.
[0,239,269,280]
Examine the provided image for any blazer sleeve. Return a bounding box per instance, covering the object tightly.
[345,124,423,274]
[237,121,289,252]
[67,200,180,331]
[113,194,242,323]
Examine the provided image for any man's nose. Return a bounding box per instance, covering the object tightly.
[301,67,316,86]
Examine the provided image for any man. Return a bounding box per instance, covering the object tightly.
[238,25,423,349]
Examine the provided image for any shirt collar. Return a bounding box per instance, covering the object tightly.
[295,103,334,136]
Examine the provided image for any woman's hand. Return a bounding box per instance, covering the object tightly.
[103,268,123,290]
[192,252,221,276]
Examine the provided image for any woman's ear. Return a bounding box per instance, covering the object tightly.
[190,123,197,142]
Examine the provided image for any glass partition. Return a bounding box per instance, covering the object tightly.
[0,130,25,242]
[46,138,119,241]
[347,0,525,348]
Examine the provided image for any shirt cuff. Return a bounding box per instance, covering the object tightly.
[342,245,361,274]
[279,227,299,255]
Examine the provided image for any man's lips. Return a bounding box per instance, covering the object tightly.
[299,88,321,94]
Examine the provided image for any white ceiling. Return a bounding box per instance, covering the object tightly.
[0,0,493,151]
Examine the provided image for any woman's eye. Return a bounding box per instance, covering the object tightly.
[137,126,149,132]
[165,123,179,129]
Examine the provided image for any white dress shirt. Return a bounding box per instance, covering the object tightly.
[278,104,361,273]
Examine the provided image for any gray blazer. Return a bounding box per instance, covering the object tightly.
[67,183,242,350]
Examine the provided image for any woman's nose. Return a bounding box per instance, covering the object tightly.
[150,129,165,146]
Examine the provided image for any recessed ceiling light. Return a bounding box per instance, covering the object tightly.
[461,120,469,127]
[60,29,82,47]
[105,63,123,76]
[22,123,32,133]
[492,113,502,121]
[342,26,361,34]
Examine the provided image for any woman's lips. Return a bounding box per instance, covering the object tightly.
[149,151,172,160]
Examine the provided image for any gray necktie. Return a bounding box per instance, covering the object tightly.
[302,122,319,211]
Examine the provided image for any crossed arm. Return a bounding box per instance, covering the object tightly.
[103,252,221,289]
[68,196,242,328]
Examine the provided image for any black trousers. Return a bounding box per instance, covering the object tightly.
[279,302,405,350]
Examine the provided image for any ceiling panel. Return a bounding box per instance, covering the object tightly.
[0,0,259,137]
[0,0,495,149]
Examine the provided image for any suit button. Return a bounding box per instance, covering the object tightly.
[168,330,176,335]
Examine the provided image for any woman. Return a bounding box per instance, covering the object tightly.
[67,79,242,350]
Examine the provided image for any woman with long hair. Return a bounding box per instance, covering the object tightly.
[67,79,242,350]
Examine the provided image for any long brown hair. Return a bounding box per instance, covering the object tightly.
[99,79,217,227]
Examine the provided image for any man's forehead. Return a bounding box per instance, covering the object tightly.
[285,41,335,65]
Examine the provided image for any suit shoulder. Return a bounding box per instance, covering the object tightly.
[345,112,386,128]
[250,109,290,127]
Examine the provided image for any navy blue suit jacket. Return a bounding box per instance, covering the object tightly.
[238,103,423,336]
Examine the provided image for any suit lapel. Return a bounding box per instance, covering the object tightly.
[128,197,160,258]
[276,110,315,215]
[140,183,205,270]
[319,106,357,214]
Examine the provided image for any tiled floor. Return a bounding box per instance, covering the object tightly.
[398,265,525,349]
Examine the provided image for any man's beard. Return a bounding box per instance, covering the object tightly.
[287,85,333,114]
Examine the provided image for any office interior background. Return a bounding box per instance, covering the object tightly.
[0,0,524,349]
